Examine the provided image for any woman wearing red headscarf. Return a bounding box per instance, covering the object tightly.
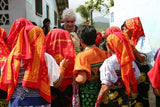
[0,25,68,107]
[95,26,140,107]
[148,48,160,107]
[0,27,10,107]
[45,29,75,107]
[121,17,153,107]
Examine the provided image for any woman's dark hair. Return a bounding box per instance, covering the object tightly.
[77,24,97,46]
[43,18,50,25]
[121,22,126,30]
[98,38,107,51]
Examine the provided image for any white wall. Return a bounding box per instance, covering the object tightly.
[1,0,26,33]
[26,0,58,29]
[110,0,160,51]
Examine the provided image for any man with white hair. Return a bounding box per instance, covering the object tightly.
[61,8,78,33]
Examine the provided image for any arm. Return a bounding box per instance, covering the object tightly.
[132,45,146,63]
[95,84,112,107]
[75,70,87,84]
[53,59,69,88]
[153,88,160,96]
[45,53,69,88]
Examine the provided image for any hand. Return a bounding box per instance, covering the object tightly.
[153,88,160,96]
[60,58,69,68]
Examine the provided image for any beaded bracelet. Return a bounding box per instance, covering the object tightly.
[60,66,65,72]
[95,95,105,106]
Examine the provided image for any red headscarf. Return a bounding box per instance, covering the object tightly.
[45,29,76,87]
[125,17,145,46]
[95,32,103,46]
[105,26,122,36]
[106,26,137,96]
[0,25,51,102]
[148,49,160,89]
[6,18,32,50]
[0,28,10,67]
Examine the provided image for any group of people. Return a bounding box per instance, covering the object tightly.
[0,7,159,107]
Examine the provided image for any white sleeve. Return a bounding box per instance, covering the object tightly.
[45,53,60,86]
[132,61,141,79]
[136,37,154,63]
[100,59,118,85]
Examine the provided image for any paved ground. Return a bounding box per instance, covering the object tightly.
[149,84,156,107]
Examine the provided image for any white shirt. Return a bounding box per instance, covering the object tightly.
[45,53,60,86]
[100,55,140,85]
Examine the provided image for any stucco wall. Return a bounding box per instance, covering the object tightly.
[110,0,160,51]
[1,0,26,33]
[26,0,58,29]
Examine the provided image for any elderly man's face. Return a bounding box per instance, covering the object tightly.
[64,16,75,32]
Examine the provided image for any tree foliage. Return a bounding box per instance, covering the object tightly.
[76,5,90,20]
[76,0,114,25]
[85,0,114,15]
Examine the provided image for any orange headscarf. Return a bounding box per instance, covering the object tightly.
[6,18,32,50]
[125,17,145,46]
[106,27,137,96]
[0,28,10,67]
[45,29,76,87]
[0,25,51,103]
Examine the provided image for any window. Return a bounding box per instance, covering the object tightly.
[36,0,42,16]
[0,0,10,25]
[54,11,57,26]
[111,12,114,22]
[46,5,49,18]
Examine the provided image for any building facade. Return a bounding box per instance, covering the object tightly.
[0,0,68,33]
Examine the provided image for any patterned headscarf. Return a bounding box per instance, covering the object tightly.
[45,29,76,87]
[0,28,10,67]
[106,26,137,96]
[0,25,51,102]
[125,17,145,46]
[6,18,32,50]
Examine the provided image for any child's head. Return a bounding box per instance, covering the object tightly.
[77,24,97,46]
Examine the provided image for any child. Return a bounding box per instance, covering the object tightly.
[73,24,107,107]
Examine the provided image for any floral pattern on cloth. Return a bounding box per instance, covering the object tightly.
[72,81,80,107]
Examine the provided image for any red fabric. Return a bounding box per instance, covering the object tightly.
[97,32,102,37]
[105,26,122,36]
[6,18,32,50]
[0,25,51,102]
[45,29,76,87]
[95,36,103,46]
[106,26,137,96]
[0,28,10,67]
[125,17,145,46]
[148,49,160,89]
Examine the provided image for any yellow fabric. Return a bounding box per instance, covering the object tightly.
[0,25,51,102]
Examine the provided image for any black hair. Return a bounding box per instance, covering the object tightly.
[43,18,50,25]
[98,38,107,51]
[121,22,126,30]
[31,22,37,26]
[77,24,97,46]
